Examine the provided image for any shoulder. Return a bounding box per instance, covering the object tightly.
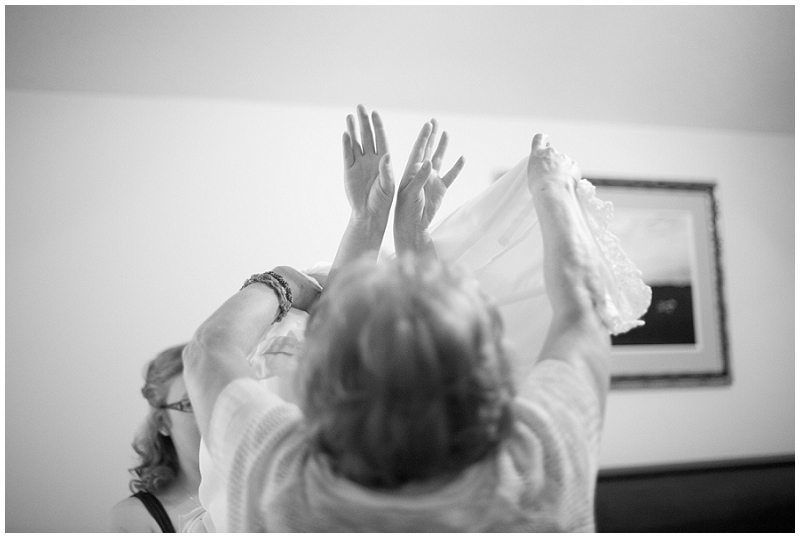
[516,358,603,417]
[209,378,302,453]
[208,377,306,477]
[513,359,604,446]
[109,494,160,532]
[510,360,604,473]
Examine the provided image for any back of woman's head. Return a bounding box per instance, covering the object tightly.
[129,344,186,493]
[299,255,515,489]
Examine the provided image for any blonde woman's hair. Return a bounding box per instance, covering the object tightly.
[128,344,186,493]
[298,255,515,489]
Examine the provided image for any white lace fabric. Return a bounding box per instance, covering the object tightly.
[574,178,652,334]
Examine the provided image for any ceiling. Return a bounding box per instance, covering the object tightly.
[6,5,795,134]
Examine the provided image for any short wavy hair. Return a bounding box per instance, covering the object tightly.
[128,344,186,493]
[298,255,515,489]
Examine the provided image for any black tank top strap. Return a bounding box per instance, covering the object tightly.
[132,490,176,533]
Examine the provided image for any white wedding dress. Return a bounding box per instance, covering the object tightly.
[183,155,652,532]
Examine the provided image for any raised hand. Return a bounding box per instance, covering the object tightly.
[342,104,394,224]
[394,119,465,256]
[527,133,582,195]
[330,106,395,278]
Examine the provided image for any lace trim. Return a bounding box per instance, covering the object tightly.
[576,178,652,335]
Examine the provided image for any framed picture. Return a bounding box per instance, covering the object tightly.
[588,178,731,389]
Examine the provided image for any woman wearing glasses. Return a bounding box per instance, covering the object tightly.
[109,344,204,532]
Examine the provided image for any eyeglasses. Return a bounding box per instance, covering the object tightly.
[160,398,193,413]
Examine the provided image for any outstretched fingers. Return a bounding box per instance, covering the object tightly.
[357,104,376,155]
[410,122,433,164]
[424,119,438,162]
[401,122,433,182]
[347,114,363,156]
[431,131,449,172]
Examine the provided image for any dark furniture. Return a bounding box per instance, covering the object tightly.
[595,455,794,532]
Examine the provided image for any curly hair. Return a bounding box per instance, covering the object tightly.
[128,344,186,494]
[298,255,515,489]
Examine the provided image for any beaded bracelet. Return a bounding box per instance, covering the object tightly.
[241,271,293,323]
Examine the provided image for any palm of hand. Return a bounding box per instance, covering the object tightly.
[342,107,394,221]
[346,154,391,219]
[415,167,448,230]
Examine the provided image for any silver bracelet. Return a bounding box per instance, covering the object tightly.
[241,271,293,323]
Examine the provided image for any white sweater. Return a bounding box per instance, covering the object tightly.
[203,358,603,532]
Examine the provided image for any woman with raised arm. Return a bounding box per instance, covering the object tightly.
[182,99,633,529]
[188,105,465,532]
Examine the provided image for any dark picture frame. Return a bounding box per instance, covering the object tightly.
[588,178,731,389]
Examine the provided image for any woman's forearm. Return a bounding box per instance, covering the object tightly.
[330,215,387,280]
[532,182,602,319]
[183,284,281,439]
[393,226,437,259]
[530,177,611,407]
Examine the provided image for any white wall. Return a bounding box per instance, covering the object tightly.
[6,90,794,532]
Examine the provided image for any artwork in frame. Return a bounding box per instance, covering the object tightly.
[588,178,731,389]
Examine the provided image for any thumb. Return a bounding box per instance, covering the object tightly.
[378,153,395,195]
[531,133,549,152]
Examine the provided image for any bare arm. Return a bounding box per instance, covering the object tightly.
[108,496,160,532]
[527,134,611,409]
[183,268,321,441]
[185,106,390,439]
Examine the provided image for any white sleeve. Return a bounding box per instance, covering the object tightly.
[199,378,301,532]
